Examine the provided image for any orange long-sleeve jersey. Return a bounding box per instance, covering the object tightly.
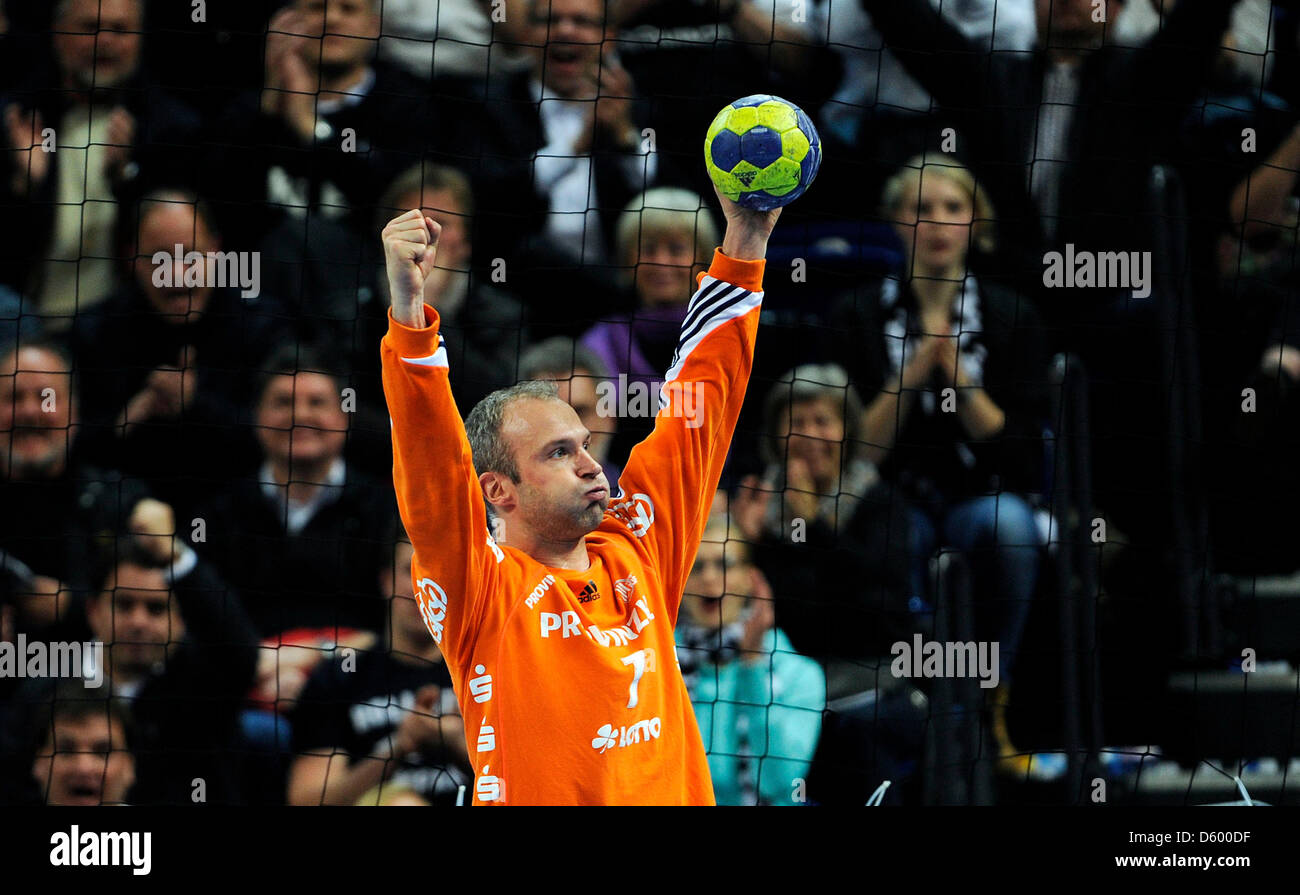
[381,250,765,805]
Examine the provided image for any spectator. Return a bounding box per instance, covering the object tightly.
[806,0,1035,149]
[518,335,621,492]
[475,0,664,266]
[1181,87,1300,574]
[24,680,137,806]
[194,345,395,640]
[365,162,530,414]
[0,340,149,637]
[859,0,1243,300]
[732,364,914,663]
[828,155,1050,774]
[1115,0,1275,92]
[208,0,478,251]
[0,283,39,358]
[0,0,203,324]
[675,503,825,806]
[8,500,259,805]
[66,189,287,516]
[580,187,718,453]
[287,525,470,806]
[613,0,836,207]
[788,0,1034,217]
[377,0,500,81]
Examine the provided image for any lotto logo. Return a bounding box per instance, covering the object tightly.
[591,718,662,753]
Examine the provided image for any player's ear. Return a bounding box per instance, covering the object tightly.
[480,471,517,513]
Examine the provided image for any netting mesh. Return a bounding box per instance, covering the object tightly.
[1,0,1298,806]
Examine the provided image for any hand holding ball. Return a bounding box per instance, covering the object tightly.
[704,94,821,211]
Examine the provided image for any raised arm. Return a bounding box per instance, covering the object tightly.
[611,189,780,622]
[859,0,987,110]
[380,211,500,668]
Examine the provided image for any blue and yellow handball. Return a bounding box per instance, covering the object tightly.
[704,94,821,211]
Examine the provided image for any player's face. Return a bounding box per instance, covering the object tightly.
[87,564,183,678]
[296,0,381,69]
[256,372,349,470]
[894,171,974,275]
[33,714,135,806]
[133,203,219,324]
[633,229,697,308]
[683,539,749,630]
[0,348,75,480]
[505,397,609,538]
[54,0,142,90]
[531,0,605,97]
[549,370,614,463]
[784,398,845,488]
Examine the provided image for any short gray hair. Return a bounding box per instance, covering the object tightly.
[518,337,610,382]
[760,364,864,469]
[464,380,562,482]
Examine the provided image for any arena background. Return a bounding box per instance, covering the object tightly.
[1,0,1299,809]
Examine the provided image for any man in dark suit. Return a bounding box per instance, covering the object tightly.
[0,0,203,322]
[473,0,667,268]
[207,0,480,252]
[66,190,288,518]
[861,0,1242,316]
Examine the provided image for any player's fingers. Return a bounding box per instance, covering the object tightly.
[382,220,432,247]
[425,216,442,244]
[387,242,432,266]
[382,208,427,232]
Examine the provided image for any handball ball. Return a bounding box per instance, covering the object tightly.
[704,94,821,211]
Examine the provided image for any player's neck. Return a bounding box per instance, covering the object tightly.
[518,531,591,572]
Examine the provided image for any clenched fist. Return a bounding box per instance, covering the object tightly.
[381,209,442,328]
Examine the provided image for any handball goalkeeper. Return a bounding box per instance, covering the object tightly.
[380,187,779,805]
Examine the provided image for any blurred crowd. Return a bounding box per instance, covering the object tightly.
[2,0,1299,805]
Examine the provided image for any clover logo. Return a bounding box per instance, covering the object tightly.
[591,724,618,753]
